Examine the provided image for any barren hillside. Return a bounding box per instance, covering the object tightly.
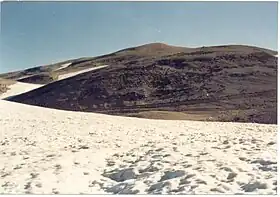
[2,43,278,124]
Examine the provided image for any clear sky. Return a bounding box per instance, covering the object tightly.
[0,1,278,73]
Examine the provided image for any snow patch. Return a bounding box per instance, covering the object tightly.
[57,65,108,80]
[54,63,72,71]
[0,82,43,100]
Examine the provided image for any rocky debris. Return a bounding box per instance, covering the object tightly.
[54,164,62,170]
[267,141,276,146]
[24,181,32,190]
[155,148,164,152]
[170,186,186,193]
[196,179,207,185]
[107,160,116,167]
[0,139,9,146]
[227,172,238,180]
[52,188,59,194]
[159,170,186,182]
[54,164,62,175]
[151,154,163,159]
[105,181,139,194]
[251,159,277,165]
[30,172,39,179]
[179,178,191,185]
[139,163,160,173]
[13,165,22,170]
[163,154,171,157]
[259,165,277,172]
[1,172,11,178]
[220,167,233,172]
[46,154,56,158]
[23,156,29,160]
[103,168,137,182]
[224,145,231,149]
[210,187,225,193]
[35,183,42,188]
[223,140,229,145]
[185,174,196,179]
[147,181,171,193]
[89,180,104,188]
[241,181,267,192]
[219,183,231,191]
[78,145,89,150]
[238,157,249,162]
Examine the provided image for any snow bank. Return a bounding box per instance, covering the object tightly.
[0,100,277,194]
[0,82,43,100]
[57,65,108,80]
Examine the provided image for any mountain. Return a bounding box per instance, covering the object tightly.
[2,43,278,124]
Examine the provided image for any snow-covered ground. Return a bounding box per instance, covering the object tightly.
[54,63,72,71]
[0,100,277,194]
[57,65,108,80]
[0,82,43,100]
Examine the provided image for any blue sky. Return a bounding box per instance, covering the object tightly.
[0,1,278,73]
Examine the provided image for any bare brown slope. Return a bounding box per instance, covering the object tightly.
[115,43,190,55]
[7,44,277,124]
[0,78,16,94]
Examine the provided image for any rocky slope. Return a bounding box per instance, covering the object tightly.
[3,43,278,124]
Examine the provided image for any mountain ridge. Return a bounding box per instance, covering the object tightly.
[1,43,276,124]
